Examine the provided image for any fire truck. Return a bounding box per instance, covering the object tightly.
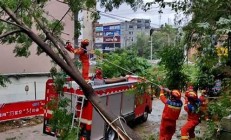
[43,75,153,140]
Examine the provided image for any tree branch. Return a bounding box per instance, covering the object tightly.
[5,2,22,21]
[0,18,29,31]
[32,13,79,74]
[56,0,68,5]
[0,29,23,39]
[52,7,71,34]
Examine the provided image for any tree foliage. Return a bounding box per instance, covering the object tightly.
[157,45,188,89]
[98,49,152,78]
[128,24,178,60]
[0,75,11,87]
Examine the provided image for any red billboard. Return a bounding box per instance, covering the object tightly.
[0,100,45,122]
[103,36,120,43]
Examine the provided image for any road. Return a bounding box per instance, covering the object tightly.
[0,98,205,140]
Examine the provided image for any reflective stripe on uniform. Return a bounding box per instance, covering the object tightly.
[181,135,189,140]
[79,118,92,125]
[168,105,181,109]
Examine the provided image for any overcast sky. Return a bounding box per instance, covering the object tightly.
[96,0,186,27]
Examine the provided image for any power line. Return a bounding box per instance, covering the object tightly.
[99,10,160,27]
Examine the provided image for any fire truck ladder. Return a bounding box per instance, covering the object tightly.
[71,94,85,139]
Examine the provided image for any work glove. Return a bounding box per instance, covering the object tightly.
[65,42,74,52]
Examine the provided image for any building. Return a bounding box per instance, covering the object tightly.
[94,22,121,53]
[93,18,151,52]
[0,0,74,103]
[120,18,151,47]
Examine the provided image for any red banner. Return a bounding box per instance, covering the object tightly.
[0,100,45,122]
[103,36,120,43]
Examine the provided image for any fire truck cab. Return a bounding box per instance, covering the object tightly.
[43,75,153,140]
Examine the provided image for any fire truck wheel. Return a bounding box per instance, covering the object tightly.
[105,127,118,140]
[141,110,148,122]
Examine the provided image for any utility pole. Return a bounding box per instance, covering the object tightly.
[82,10,94,50]
[150,35,153,60]
[228,32,231,66]
[150,28,154,60]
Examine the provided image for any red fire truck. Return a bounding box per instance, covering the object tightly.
[43,75,153,140]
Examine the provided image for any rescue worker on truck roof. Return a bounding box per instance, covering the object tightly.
[65,39,91,81]
[159,86,183,140]
[181,91,201,140]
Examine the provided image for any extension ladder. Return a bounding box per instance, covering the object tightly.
[71,94,86,139]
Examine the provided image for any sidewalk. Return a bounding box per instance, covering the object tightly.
[0,123,56,140]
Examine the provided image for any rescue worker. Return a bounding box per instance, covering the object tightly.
[199,90,209,121]
[181,91,201,140]
[159,86,183,140]
[65,39,91,81]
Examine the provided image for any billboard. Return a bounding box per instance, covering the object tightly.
[103,25,120,31]
[95,26,103,32]
[103,36,120,43]
[104,30,120,37]
[95,37,103,43]
[94,43,103,49]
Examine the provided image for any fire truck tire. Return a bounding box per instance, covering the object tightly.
[105,127,118,140]
[141,109,148,122]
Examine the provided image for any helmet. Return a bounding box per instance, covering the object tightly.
[81,39,89,46]
[186,91,198,100]
[171,90,181,99]
[187,86,194,91]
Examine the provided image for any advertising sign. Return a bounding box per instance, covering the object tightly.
[104,30,120,37]
[103,36,120,43]
[94,43,103,49]
[103,25,120,31]
[95,37,103,43]
[95,26,103,32]
[0,100,45,122]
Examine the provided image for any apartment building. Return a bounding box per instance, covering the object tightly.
[93,18,151,52]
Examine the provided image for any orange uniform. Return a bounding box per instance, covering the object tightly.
[159,89,183,140]
[73,48,90,80]
[199,92,209,120]
[65,40,90,80]
[181,91,201,140]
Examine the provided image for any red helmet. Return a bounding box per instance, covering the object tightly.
[171,90,181,99]
[81,39,89,46]
[186,91,198,100]
[187,86,194,91]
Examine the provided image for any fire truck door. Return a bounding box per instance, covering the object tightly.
[121,93,135,116]
[90,96,107,140]
[107,92,122,116]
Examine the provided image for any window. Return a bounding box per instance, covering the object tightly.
[137,25,142,29]
[145,20,150,23]
[129,31,133,35]
[137,20,142,23]
[145,26,150,29]
[129,25,133,29]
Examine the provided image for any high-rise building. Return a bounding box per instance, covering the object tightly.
[93,18,151,52]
